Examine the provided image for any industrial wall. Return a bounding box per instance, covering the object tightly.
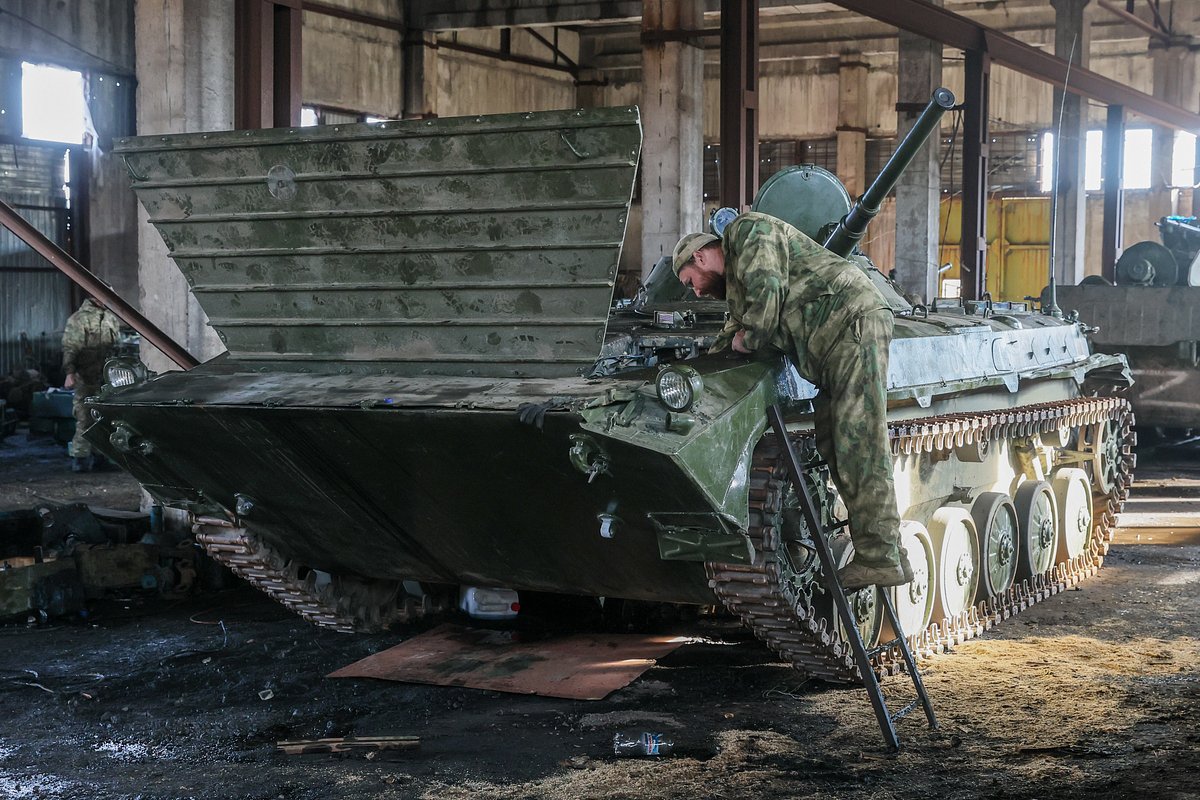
[302,2,403,118]
[302,18,579,120]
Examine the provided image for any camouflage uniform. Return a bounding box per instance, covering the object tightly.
[712,212,902,568]
[62,299,120,459]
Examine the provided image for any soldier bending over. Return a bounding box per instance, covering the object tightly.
[672,213,912,590]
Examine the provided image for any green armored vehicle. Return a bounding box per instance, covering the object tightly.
[90,102,1134,683]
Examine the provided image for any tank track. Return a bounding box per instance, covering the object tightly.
[194,517,444,633]
[706,395,1136,684]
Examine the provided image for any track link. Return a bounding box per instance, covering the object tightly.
[706,396,1136,684]
[194,517,441,633]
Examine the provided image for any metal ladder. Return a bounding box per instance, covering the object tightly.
[767,404,938,752]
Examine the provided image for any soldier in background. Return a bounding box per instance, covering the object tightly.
[62,296,120,472]
[671,213,912,591]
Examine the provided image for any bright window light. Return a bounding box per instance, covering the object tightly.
[365,116,392,123]
[1040,132,1055,193]
[1085,129,1103,191]
[1045,128,1157,192]
[22,62,86,144]
[1123,129,1152,189]
[300,107,318,127]
[1172,131,1197,188]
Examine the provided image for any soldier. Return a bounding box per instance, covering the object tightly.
[62,296,121,472]
[672,213,912,590]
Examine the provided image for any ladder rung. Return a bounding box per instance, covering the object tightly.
[889,698,921,723]
[866,637,903,659]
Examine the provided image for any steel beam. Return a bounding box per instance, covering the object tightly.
[960,49,989,303]
[1096,0,1169,42]
[1101,104,1125,282]
[830,0,1200,132]
[719,0,758,211]
[0,198,199,370]
[303,1,404,32]
[235,0,303,129]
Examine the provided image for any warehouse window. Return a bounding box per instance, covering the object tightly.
[1172,132,1196,188]
[1122,129,1153,189]
[21,62,86,144]
[703,139,837,201]
[1085,130,1103,191]
[1041,129,1152,192]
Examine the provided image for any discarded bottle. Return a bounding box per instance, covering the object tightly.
[612,731,674,757]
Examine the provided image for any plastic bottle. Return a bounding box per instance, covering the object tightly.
[612,731,674,757]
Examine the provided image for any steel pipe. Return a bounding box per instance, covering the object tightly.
[0,197,199,370]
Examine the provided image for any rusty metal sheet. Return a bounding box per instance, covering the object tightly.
[115,107,642,377]
[327,623,684,700]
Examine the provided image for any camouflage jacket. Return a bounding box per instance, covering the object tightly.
[62,299,121,385]
[712,212,890,378]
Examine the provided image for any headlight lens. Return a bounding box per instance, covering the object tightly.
[104,358,148,389]
[656,366,703,412]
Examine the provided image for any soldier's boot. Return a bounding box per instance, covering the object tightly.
[837,548,914,591]
[71,456,92,473]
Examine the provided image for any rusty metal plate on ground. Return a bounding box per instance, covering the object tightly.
[328,623,683,700]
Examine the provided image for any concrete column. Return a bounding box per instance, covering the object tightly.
[402,29,439,119]
[1149,37,1194,221]
[1050,0,1092,288]
[134,0,232,374]
[894,3,943,303]
[575,68,607,109]
[836,54,869,199]
[640,0,704,279]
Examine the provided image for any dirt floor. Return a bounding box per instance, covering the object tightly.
[0,428,1197,800]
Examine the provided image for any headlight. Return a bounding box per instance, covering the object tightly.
[104,357,148,389]
[656,366,703,412]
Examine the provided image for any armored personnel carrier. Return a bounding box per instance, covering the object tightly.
[90,102,1134,683]
[1058,216,1200,431]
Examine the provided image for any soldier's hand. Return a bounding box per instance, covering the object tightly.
[731,330,752,355]
[64,372,76,390]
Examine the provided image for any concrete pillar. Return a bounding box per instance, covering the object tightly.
[575,68,607,109]
[134,0,232,374]
[836,54,869,199]
[1149,37,1193,221]
[1050,0,1092,288]
[402,29,438,119]
[893,3,943,303]
[640,0,704,279]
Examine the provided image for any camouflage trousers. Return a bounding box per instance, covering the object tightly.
[68,384,99,459]
[809,309,902,568]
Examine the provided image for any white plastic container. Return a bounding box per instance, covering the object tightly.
[458,586,520,620]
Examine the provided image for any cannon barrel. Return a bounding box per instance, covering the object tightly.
[823,87,956,259]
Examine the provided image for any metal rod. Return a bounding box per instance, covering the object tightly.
[765,403,900,752]
[0,198,199,370]
[526,27,578,69]
[437,39,576,76]
[877,591,938,729]
[1096,0,1170,41]
[301,1,404,32]
[1101,105,1126,282]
